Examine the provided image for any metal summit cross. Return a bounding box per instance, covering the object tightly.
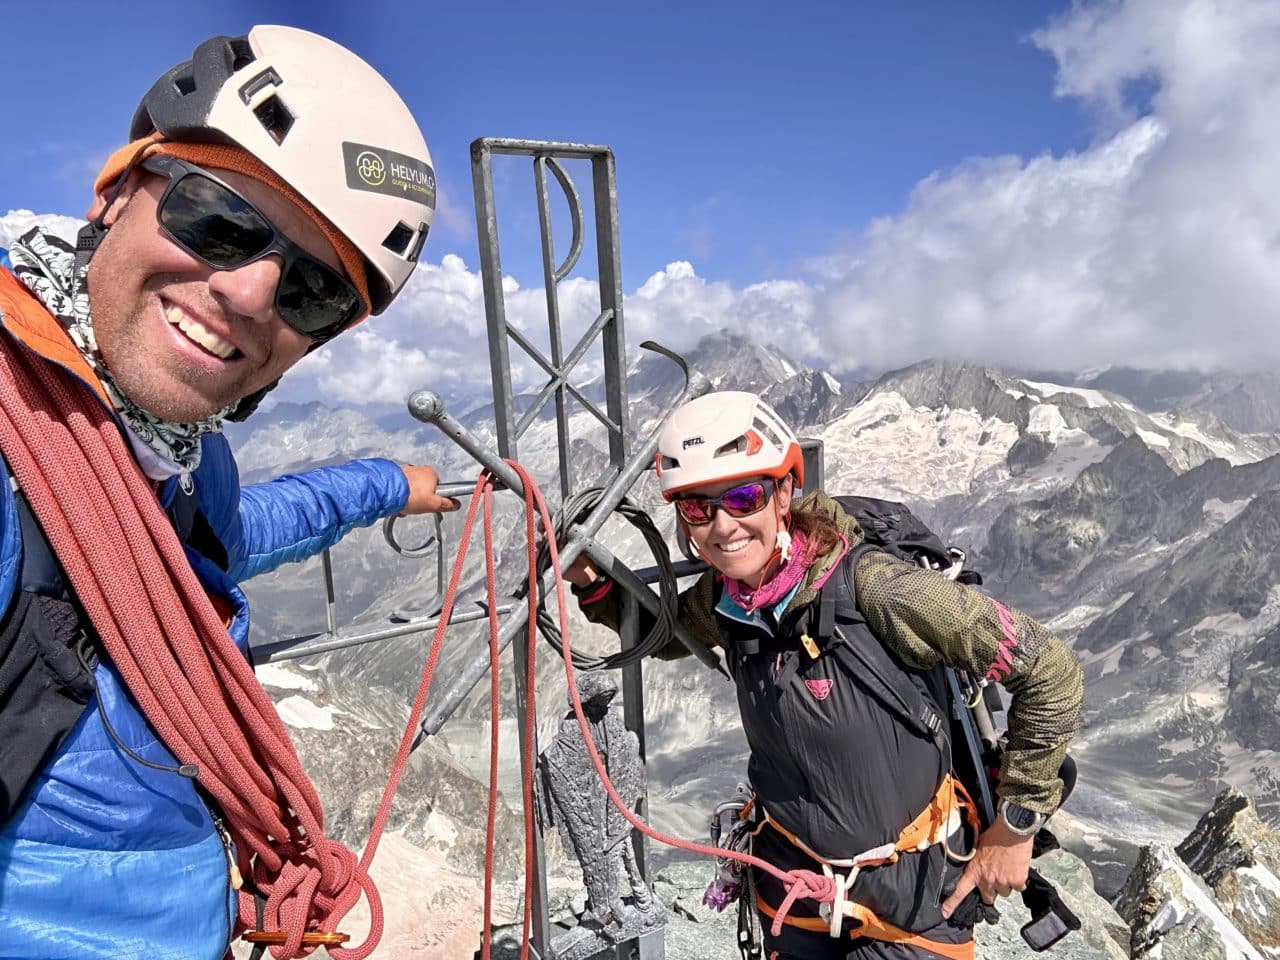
[254,138,720,959]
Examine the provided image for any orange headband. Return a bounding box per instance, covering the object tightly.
[94,136,370,320]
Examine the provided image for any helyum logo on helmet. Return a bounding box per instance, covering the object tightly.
[355,151,386,187]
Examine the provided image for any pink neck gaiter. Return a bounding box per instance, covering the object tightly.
[725,529,818,614]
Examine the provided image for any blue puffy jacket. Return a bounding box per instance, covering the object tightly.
[0,258,410,959]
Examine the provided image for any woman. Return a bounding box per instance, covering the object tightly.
[566,391,1084,960]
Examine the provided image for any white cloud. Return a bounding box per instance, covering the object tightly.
[1,209,83,248]
[9,0,1280,409]
[811,0,1280,374]
[283,253,613,408]
[276,257,824,409]
[284,0,1280,403]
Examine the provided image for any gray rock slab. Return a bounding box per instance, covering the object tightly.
[1116,844,1266,959]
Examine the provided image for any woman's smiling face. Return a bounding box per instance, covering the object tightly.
[680,476,793,581]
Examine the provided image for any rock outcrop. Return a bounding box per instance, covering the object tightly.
[1115,789,1280,959]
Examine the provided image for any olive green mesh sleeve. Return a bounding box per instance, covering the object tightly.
[854,550,1083,813]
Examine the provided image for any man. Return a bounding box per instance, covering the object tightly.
[0,26,455,959]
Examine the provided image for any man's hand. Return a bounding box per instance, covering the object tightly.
[939,817,1035,919]
[399,465,461,515]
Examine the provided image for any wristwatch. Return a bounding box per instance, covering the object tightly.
[997,799,1046,837]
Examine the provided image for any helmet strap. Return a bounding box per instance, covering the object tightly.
[225,378,280,422]
[775,488,792,559]
[73,220,108,284]
[677,515,703,561]
[737,494,781,592]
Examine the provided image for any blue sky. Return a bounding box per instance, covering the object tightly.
[4,2,1090,289]
[4,0,1280,407]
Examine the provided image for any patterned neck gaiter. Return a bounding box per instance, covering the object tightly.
[7,228,231,478]
[725,528,820,614]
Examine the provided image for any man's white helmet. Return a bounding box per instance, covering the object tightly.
[655,391,804,500]
[130,25,434,315]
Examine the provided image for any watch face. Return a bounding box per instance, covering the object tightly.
[1003,803,1039,831]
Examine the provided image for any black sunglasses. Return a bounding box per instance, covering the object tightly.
[674,479,774,525]
[140,154,364,342]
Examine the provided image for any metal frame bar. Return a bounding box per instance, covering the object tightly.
[451,139,677,959]
[470,138,631,477]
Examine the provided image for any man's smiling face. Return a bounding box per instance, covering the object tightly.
[84,166,341,422]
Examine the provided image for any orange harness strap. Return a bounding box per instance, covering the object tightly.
[762,773,980,872]
[755,896,975,960]
[754,774,981,960]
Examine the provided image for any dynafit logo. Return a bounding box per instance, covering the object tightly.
[355,150,386,187]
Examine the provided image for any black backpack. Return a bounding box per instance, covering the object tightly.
[833,494,982,586]
[708,493,997,849]
[826,494,1080,951]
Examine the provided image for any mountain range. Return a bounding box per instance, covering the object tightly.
[228,330,1280,956]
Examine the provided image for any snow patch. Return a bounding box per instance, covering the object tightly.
[1019,380,1112,409]
[1097,645,1126,678]
[256,663,318,692]
[1150,412,1262,466]
[1135,427,1172,449]
[425,809,460,847]
[1046,602,1108,633]
[1057,593,1132,637]
[1236,863,1280,897]
[1157,847,1265,959]
[1190,586,1280,639]
[821,391,1019,503]
[1027,403,1069,437]
[275,695,342,731]
[1203,497,1252,525]
[821,371,842,393]
[1187,687,1228,711]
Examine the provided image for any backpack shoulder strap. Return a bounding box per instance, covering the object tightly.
[810,548,945,746]
[14,480,70,600]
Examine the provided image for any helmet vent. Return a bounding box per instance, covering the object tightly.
[252,94,294,145]
[753,417,781,449]
[659,455,680,470]
[382,222,415,256]
[406,222,430,263]
[173,73,197,97]
[228,36,256,72]
[714,437,747,458]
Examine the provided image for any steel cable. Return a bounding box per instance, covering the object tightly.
[531,487,681,670]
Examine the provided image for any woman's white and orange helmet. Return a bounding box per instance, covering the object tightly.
[655,391,804,500]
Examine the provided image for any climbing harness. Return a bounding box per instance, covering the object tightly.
[748,774,980,959]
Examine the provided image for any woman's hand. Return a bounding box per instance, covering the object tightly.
[939,818,1035,919]
[564,554,602,589]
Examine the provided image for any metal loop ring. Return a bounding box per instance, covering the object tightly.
[383,512,443,559]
